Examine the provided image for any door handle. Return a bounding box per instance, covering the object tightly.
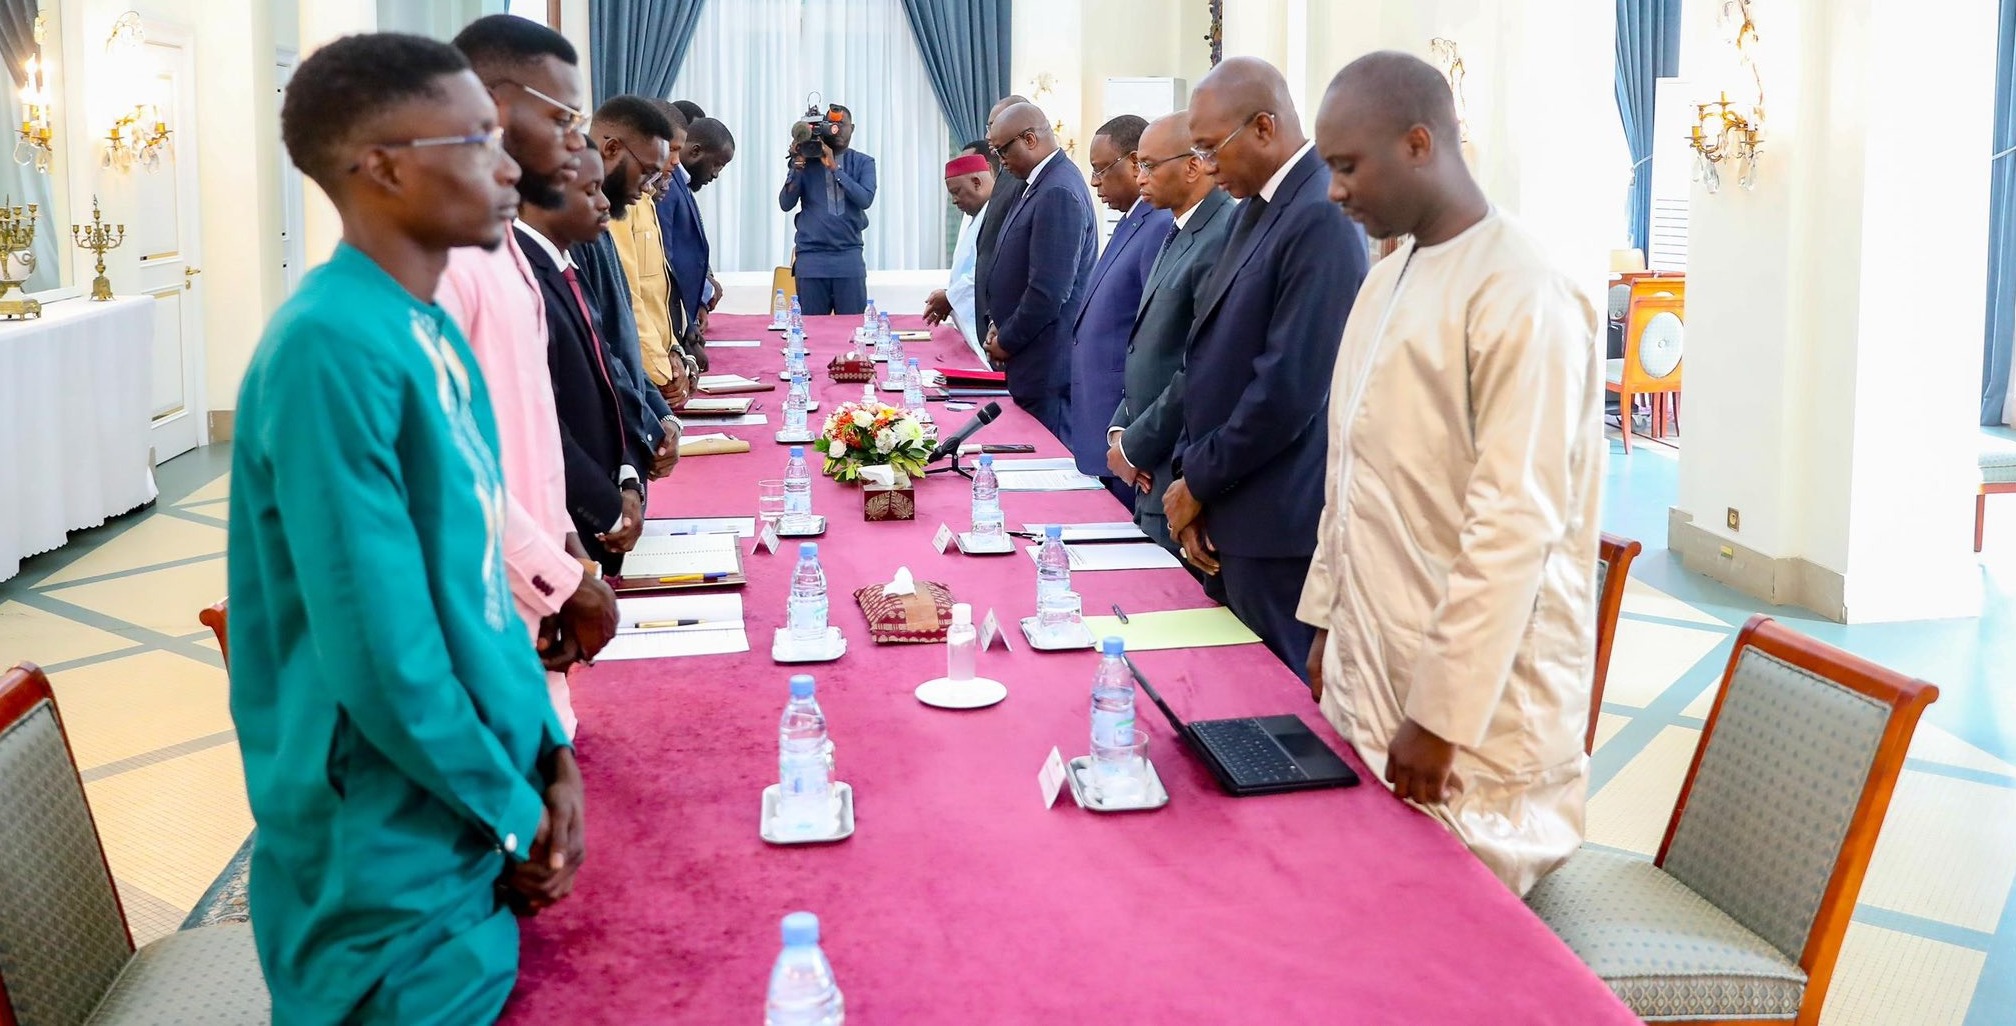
[184,266,200,290]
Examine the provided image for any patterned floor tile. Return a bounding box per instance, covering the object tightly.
[1600,619,1727,708]
[46,650,231,771]
[36,516,227,587]
[37,559,228,635]
[84,745,252,912]
[1817,922,1984,1026]
[177,473,231,506]
[1909,723,2016,778]
[0,599,141,668]
[115,876,189,949]
[1857,770,2016,933]
[1586,725,1699,855]
[1622,576,1731,628]
[1592,711,1631,752]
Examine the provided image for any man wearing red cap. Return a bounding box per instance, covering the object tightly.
[925,148,996,364]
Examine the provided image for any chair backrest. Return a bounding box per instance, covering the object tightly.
[1588,533,1643,752]
[1620,286,1685,394]
[1657,617,1937,1023]
[0,664,135,1026]
[771,265,797,306]
[199,599,229,670]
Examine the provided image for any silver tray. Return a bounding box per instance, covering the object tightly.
[760,781,855,844]
[1066,756,1169,812]
[1020,615,1094,651]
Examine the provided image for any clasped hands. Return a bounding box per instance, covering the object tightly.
[1304,630,1463,806]
[1161,478,1219,576]
[501,746,585,916]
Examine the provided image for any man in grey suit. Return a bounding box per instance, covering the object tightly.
[1107,111,1235,563]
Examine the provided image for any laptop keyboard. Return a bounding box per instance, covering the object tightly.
[1192,719,1309,786]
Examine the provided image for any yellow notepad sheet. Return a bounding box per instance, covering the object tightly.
[1079,607,1262,652]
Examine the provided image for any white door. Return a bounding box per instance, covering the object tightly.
[134,21,205,462]
[276,49,305,296]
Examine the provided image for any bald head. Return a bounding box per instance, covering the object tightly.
[1314,50,1483,244]
[986,101,1056,178]
[1136,110,1213,214]
[988,93,1030,127]
[1187,56,1306,199]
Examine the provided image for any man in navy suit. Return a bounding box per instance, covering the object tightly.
[983,102,1098,446]
[1069,114,1173,508]
[1161,57,1369,674]
[658,116,734,347]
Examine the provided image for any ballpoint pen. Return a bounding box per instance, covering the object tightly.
[634,618,712,629]
[1110,604,1130,624]
[658,572,730,584]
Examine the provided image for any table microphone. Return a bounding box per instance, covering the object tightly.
[926,401,1002,461]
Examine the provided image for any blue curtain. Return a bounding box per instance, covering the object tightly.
[1614,0,1682,254]
[898,0,1012,148]
[1983,0,2016,424]
[591,0,708,105]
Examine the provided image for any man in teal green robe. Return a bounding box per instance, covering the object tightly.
[227,33,584,1024]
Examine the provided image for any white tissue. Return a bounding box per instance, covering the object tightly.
[882,565,917,597]
[860,465,897,488]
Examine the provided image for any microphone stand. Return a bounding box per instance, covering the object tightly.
[923,449,973,479]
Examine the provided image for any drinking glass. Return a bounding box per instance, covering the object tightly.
[1090,728,1150,806]
[758,479,786,527]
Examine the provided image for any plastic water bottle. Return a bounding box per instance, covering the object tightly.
[876,313,894,363]
[1036,525,1074,630]
[788,542,828,644]
[784,447,814,524]
[771,288,789,328]
[970,454,1003,539]
[789,294,805,333]
[862,298,878,329]
[765,911,844,1025]
[946,603,977,683]
[902,357,926,409]
[885,334,908,388]
[785,374,810,435]
[776,677,834,840]
[786,326,809,376]
[1091,636,1136,749]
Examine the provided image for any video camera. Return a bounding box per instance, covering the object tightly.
[793,97,847,162]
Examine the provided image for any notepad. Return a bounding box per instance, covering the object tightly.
[1022,521,1149,543]
[1023,541,1183,571]
[599,594,749,660]
[1080,607,1262,651]
[705,413,770,427]
[643,516,756,538]
[678,396,753,415]
[620,532,742,579]
[698,373,772,394]
[676,432,751,456]
[997,469,1104,492]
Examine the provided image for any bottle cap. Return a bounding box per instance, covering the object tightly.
[799,542,818,559]
[789,674,815,699]
[978,453,993,466]
[790,445,805,458]
[1101,636,1125,657]
[782,911,820,946]
[907,357,919,366]
[952,602,972,625]
[1045,524,1063,539]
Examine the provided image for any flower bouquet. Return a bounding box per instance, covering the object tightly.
[813,400,934,483]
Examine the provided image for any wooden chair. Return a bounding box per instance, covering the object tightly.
[1589,534,1643,753]
[199,599,228,670]
[771,264,797,307]
[0,663,268,1024]
[1975,428,2016,552]
[1609,276,1686,453]
[1528,616,1939,1025]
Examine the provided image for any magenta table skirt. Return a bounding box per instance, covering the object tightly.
[500,315,1634,1025]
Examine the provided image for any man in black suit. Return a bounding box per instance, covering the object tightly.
[982,102,1098,445]
[1161,57,1369,674]
[516,147,645,576]
[972,94,1028,342]
[1108,110,1236,562]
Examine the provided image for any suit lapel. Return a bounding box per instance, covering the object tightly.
[1077,205,1147,331]
[518,227,595,346]
[1189,152,1318,340]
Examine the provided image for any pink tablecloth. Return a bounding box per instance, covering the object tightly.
[503,315,1634,1024]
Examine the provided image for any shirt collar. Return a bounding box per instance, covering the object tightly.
[1024,148,1063,189]
[514,218,573,271]
[1172,201,1200,230]
[1258,140,1315,203]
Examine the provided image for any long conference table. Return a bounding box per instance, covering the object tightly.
[503,314,1637,1024]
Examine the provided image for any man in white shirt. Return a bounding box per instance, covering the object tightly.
[1300,51,1604,895]
[924,149,996,364]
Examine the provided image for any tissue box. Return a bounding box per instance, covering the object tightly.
[862,473,916,521]
[828,352,874,383]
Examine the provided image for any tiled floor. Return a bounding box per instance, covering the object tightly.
[1,437,2011,1024]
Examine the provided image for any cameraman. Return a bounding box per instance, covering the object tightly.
[777,103,876,315]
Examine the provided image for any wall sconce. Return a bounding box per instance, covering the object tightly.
[100,12,170,175]
[1429,38,1469,144]
[1687,0,1765,192]
[14,13,52,174]
[1028,72,1076,157]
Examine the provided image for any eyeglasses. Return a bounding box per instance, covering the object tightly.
[1191,111,1269,164]
[346,125,503,173]
[491,78,589,136]
[1135,151,1197,174]
[1090,151,1135,182]
[988,129,1033,159]
[608,135,667,189]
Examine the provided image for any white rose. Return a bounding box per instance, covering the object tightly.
[851,410,873,428]
[829,437,847,458]
[875,427,896,452]
[898,418,924,443]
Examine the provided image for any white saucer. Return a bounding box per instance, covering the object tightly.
[955,531,1016,555]
[773,626,846,663]
[914,676,1007,709]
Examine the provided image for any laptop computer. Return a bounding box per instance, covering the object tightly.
[1128,657,1360,796]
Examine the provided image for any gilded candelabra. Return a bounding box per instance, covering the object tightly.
[1687,0,1766,192]
[0,199,41,320]
[71,196,125,302]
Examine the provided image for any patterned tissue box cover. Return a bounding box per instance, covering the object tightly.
[828,352,875,383]
[862,478,916,521]
[851,580,955,643]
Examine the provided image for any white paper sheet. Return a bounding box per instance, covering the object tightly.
[989,457,1079,472]
[1022,521,1149,543]
[707,339,764,348]
[1023,541,1183,572]
[706,413,770,427]
[622,532,741,577]
[644,516,757,539]
[679,397,753,414]
[996,469,1104,492]
[599,594,749,660]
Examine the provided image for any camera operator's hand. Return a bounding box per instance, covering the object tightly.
[820,141,836,170]
[790,153,806,173]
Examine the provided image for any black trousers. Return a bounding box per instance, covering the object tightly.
[1217,552,1316,679]
[797,276,867,316]
[1015,393,1072,451]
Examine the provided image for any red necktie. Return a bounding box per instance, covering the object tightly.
[561,264,626,448]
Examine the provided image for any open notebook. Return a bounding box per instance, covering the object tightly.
[611,532,747,592]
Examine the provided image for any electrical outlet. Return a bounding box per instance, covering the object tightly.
[1726,507,1741,531]
[1720,545,1735,559]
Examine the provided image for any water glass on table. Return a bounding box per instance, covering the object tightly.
[1037,589,1082,641]
[1090,728,1150,805]
[758,479,786,528]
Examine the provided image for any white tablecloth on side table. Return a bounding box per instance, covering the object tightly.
[0,296,157,582]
